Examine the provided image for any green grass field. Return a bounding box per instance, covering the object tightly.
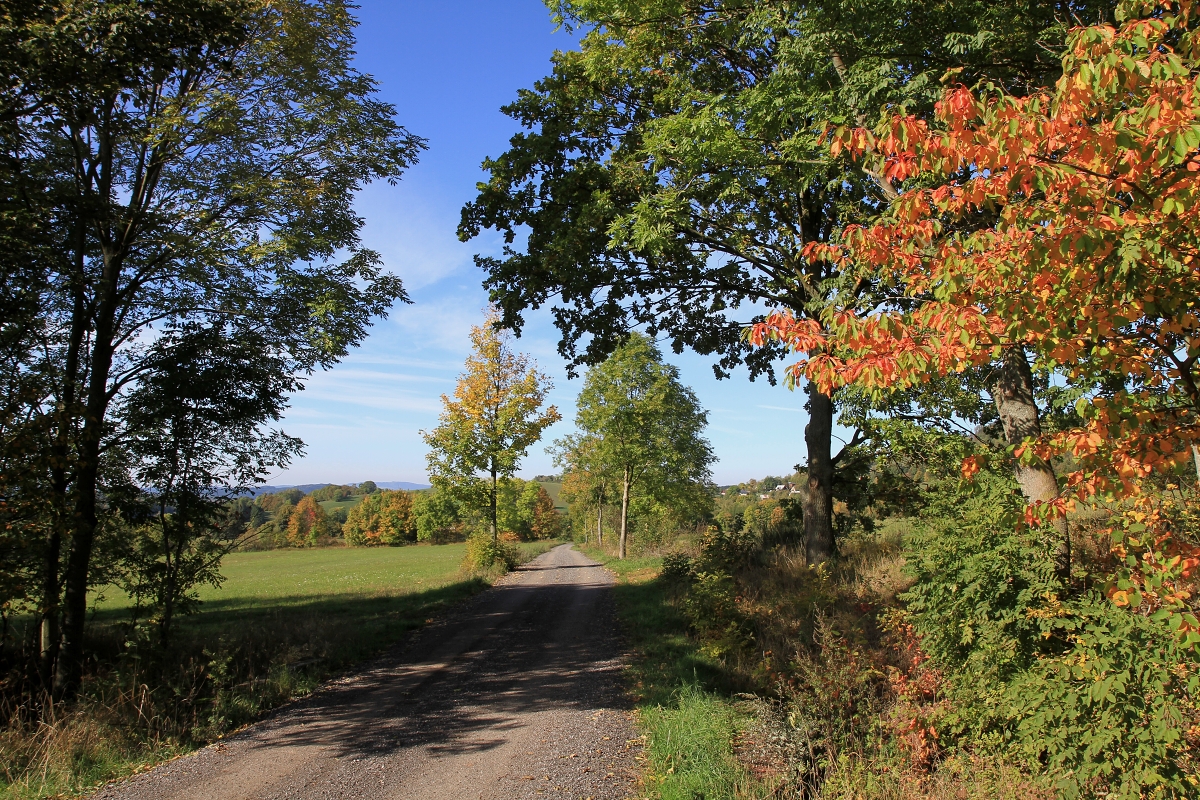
[96,542,485,615]
[537,480,565,510]
[2,542,561,800]
[92,541,558,649]
[317,495,364,515]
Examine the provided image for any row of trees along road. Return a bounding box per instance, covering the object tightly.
[459,0,1116,565]
[554,334,714,559]
[0,1,421,700]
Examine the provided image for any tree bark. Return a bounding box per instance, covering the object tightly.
[803,383,836,565]
[41,234,87,690]
[619,466,630,560]
[992,348,1069,578]
[55,346,111,698]
[490,462,498,545]
[54,244,120,698]
[596,503,603,549]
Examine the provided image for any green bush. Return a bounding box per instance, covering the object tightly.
[463,532,519,572]
[903,472,1064,685]
[660,552,694,584]
[1006,597,1199,799]
[903,472,1200,798]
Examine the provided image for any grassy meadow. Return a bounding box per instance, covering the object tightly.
[316,495,363,516]
[2,541,557,800]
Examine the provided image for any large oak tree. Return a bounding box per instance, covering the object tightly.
[460,0,1115,563]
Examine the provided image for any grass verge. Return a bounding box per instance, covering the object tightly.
[581,545,763,800]
[2,540,559,800]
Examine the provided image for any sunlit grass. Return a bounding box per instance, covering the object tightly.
[3,541,558,800]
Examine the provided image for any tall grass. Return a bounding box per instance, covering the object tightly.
[585,529,1050,799]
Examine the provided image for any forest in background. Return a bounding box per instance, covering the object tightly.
[221,478,563,550]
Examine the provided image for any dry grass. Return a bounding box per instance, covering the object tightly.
[670,521,1054,799]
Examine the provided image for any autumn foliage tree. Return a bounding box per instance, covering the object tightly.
[423,311,560,554]
[343,490,416,546]
[753,0,1200,650]
[285,496,334,547]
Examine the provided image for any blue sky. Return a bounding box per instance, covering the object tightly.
[272,0,819,487]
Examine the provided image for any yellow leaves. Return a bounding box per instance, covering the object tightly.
[424,309,561,482]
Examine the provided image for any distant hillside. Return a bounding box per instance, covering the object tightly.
[537,481,565,511]
[247,481,430,496]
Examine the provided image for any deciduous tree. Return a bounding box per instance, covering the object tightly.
[459,0,1115,563]
[423,312,560,553]
[0,0,422,696]
[561,334,713,559]
[343,490,416,546]
[754,0,1200,637]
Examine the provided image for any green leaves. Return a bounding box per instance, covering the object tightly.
[423,311,561,542]
[556,333,714,554]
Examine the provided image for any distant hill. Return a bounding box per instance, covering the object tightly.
[247,481,431,496]
[375,481,433,491]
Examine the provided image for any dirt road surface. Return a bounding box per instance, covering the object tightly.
[93,544,641,800]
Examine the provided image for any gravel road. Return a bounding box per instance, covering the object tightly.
[93,544,641,800]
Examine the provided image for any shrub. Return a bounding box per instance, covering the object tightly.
[902,472,1063,685]
[463,532,519,572]
[1006,596,1199,799]
[660,552,694,584]
[903,472,1200,798]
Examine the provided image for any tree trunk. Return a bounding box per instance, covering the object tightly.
[993,348,1069,578]
[54,252,119,699]
[596,503,603,549]
[803,383,835,565]
[490,463,498,546]
[41,256,86,689]
[619,466,630,560]
[55,402,105,698]
[38,531,61,690]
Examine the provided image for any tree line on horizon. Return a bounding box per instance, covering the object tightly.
[227,478,563,549]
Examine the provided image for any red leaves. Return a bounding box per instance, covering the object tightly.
[752,0,1200,632]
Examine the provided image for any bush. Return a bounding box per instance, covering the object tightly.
[1006,596,1199,799]
[903,472,1063,684]
[660,552,694,584]
[903,472,1200,798]
[463,532,519,572]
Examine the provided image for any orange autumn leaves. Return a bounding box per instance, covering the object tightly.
[751,0,1200,637]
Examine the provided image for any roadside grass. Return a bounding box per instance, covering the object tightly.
[2,540,558,800]
[583,534,1049,800]
[581,545,764,800]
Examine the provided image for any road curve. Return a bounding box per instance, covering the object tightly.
[94,544,640,800]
